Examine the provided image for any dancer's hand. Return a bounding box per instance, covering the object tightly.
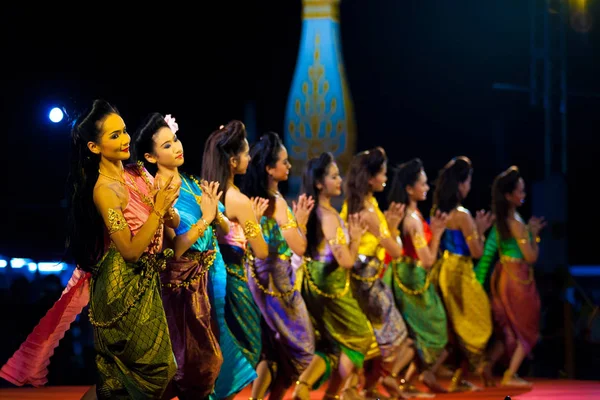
[430,209,449,237]
[251,197,269,220]
[348,213,366,242]
[154,174,181,217]
[292,194,315,227]
[199,180,222,224]
[528,216,547,237]
[384,202,405,230]
[475,210,495,234]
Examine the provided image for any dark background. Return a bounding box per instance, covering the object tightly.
[0,0,599,386]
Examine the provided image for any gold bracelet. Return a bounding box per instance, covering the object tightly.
[164,207,176,221]
[298,223,307,235]
[195,218,209,238]
[152,208,164,222]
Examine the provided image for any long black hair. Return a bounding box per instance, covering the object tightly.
[202,120,247,197]
[492,166,521,239]
[344,147,387,214]
[301,152,335,258]
[66,99,120,271]
[432,156,473,214]
[133,112,170,176]
[387,158,424,207]
[239,131,284,216]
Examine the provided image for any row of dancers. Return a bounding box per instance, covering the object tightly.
[0,99,546,399]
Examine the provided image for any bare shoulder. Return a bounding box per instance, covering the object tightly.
[93,181,126,208]
[226,187,250,206]
[456,206,472,217]
[320,208,340,225]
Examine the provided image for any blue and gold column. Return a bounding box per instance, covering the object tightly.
[284,0,357,194]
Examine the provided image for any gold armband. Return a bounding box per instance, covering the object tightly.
[465,231,480,242]
[328,226,348,246]
[216,212,226,225]
[379,225,391,240]
[280,208,298,230]
[243,220,261,239]
[107,208,127,235]
[412,233,428,249]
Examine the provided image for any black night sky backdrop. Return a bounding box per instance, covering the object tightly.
[0,0,599,384]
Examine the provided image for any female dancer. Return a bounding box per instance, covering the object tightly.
[431,156,494,389]
[476,166,545,387]
[341,148,417,399]
[384,158,448,393]
[240,131,315,400]
[70,100,178,398]
[293,152,375,400]
[0,102,181,399]
[201,121,269,370]
[133,112,226,399]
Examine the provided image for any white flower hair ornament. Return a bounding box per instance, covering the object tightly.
[164,114,179,134]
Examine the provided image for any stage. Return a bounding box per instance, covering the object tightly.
[0,379,598,400]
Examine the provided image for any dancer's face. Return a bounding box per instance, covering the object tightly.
[458,173,472,200]
[369,163,388,192]
[87,113,131,161]
[407,170,430,202]
[145,127,184,169]
[319,162,342,197]
[231,139,251,175]
[267,145,291,182]
[505,178,526,207]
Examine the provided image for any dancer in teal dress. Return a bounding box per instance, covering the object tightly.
[173,173,257,399]
[201,120,269,370]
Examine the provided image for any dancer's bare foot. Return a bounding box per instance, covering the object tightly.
[501,371,533,387]
[418,370,446,393]
[380,375,412,399]
[447,368,482,392]
[398,379,436,398]
[292,380,311,400]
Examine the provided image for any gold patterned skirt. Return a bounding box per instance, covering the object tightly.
[89,248,176,399]
[437,251,492,367]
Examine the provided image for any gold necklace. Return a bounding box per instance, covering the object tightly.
[98,170,126,185]
[180,175,202,205]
